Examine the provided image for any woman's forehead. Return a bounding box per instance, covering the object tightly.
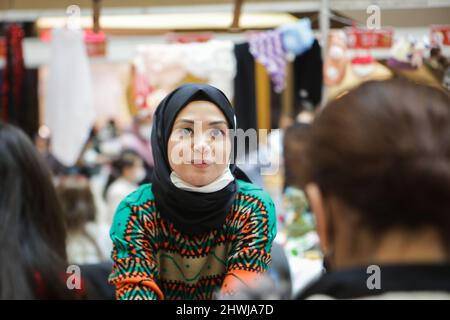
[174,100,226,122]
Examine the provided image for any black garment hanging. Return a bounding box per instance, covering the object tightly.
[0,68,39,138]
[0,23,39,138]
[293,39,323,113]
[151,83,250,236]
[233,42,258,132]
[270,79,283,129]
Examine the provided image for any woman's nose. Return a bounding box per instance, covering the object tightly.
[193,135,211,155]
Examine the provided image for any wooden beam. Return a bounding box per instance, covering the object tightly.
[230,0,244,30]
[93,0,101,33]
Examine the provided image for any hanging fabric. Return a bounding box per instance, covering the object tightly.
[248,29,288,93]
[44,27,95,166]
[1,24,25,125]
[323,30,348,86]
[1,24,39,137]
[294,39,323,112]
[279,18,315,56]
[255,61,271,133]
[282,59,295,119]
[132,40,236,102]
[233,42,257,133]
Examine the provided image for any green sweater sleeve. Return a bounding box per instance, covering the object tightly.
[108,186,162,300]
[226,182,277,273]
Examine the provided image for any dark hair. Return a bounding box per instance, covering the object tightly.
[304,79,450,253]
[102,150,141,199]
[0,121,72,299]
[56,175,96,231]
[283,122,311,190]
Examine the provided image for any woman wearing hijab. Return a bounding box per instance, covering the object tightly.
[108,84,277,300]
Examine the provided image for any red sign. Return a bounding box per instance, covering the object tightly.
[430,25,450,46]
[345,27,394,49]
[84,30,107,57]
[39,29,107,57]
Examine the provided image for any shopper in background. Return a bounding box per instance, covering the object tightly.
[57,175,111,265]
[0,121,75,299]
[297,79,450,299]
[120,109,155,183]
[103,150,146,225]
[34,126,68,178]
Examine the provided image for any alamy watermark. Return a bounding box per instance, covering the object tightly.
[66,265,82,290]
[366,265,381,290]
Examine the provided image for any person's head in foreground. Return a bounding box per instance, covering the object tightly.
[298,79,450,300]
[108,84,276,300]
[0,122,74,299]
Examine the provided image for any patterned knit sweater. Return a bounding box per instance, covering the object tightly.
[108,179,277,300]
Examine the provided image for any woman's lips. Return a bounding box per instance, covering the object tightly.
[191,160,212,169]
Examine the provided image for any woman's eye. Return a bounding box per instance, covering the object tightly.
[179,128,193,136]
[210,128,225,138]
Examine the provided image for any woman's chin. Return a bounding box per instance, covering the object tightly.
[186,177,214,187]
[182,172,217,187]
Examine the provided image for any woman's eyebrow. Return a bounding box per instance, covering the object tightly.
[208,120,227,126]
[174,119,227,126]
[175,119,195,125]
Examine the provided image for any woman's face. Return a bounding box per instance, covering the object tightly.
[167,100,231,187]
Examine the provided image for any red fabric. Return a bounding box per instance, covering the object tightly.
[1,24,25,122]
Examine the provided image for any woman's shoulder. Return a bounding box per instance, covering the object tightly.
[238,180,276,218]
[236,179,275,211]
[110,184,156,240]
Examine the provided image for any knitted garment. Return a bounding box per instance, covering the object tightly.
[108,179,277,300]
[248,29,287,93]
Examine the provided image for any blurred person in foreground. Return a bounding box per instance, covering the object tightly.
[0,121,78,299]
[297,79,450,299]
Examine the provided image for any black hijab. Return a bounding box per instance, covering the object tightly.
[151,84,250,236]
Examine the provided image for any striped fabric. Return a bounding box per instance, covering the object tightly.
[108,179,277,300]
[248,29,287,93]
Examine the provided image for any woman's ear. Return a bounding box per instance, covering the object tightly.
[305,183,330,254]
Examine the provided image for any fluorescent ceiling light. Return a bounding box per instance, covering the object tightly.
[36,12,297,30]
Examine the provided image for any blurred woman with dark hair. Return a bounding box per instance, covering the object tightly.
[297,79,450,299]
[57,175,111,265]
[0,121,75,299]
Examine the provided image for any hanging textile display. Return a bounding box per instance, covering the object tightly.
[323,30,348,86]
[294,40,323,111]
[130,40,236,113]
[387,37,427,70]
[1,24,25,124]
[233,42,257,132]
[44,27,95,166]
[279,18,315,57]
[255,61,271,132]
[1,24,39,137]
[248,29,287,93]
